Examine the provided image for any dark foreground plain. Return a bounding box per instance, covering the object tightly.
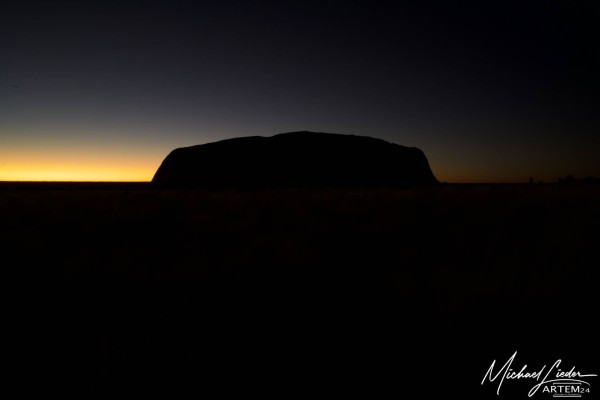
[4,183,599,396]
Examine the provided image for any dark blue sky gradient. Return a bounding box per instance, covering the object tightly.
[2,0,599,181]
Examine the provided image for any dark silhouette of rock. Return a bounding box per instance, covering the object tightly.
[152,131,438,188]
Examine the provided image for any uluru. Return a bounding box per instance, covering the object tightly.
[152,131,438,188]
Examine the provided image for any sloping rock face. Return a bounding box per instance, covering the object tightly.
[152,131,438,188]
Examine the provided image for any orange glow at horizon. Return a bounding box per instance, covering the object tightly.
[0,164,153,181]
[0,140,538,184]
[0,148,161,182]
[0,158,525,184]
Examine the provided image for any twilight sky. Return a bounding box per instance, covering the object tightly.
[2,0,599,182]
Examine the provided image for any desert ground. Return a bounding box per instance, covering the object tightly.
[4,183,598,396]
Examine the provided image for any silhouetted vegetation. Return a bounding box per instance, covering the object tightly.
[558,174,600,184]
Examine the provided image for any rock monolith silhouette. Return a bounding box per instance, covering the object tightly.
[152,131,438,188]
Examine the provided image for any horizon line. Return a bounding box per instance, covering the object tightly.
[0,180,545,185]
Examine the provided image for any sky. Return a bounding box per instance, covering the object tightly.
[2,0,599,182]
